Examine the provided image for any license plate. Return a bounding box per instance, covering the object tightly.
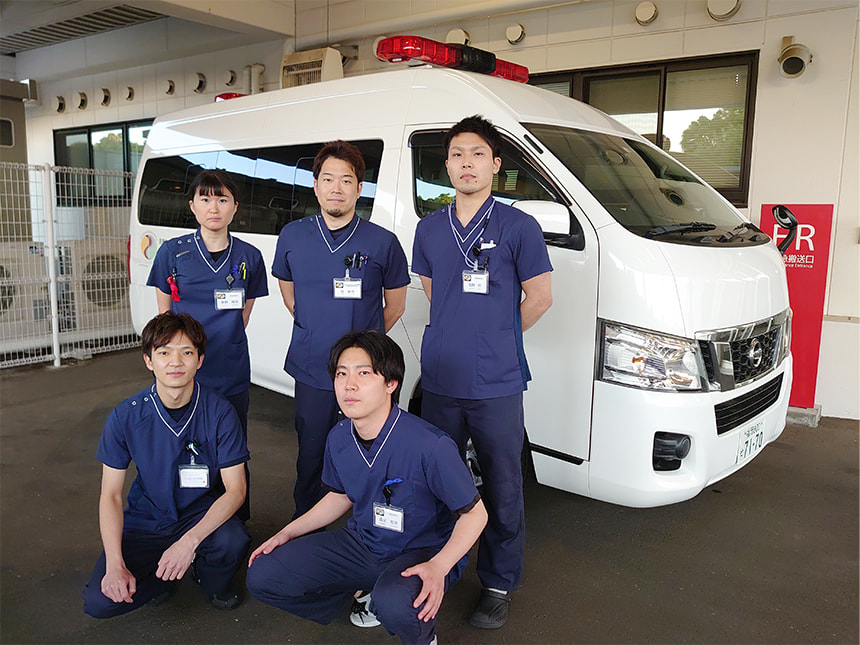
[736,420,765,464]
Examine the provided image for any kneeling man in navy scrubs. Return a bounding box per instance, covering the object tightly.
[82,312,251,617]
[247,330,487,645]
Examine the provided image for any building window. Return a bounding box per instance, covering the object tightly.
[0,118,13,147]
[53,119,152,204]
[531,53,757,207]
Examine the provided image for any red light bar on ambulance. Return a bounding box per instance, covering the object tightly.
[376,35,529,83]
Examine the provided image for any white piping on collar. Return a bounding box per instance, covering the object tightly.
[351,407,401,469]
[149,382,200,438]
[315,214,360,254]
[193,231,233,274]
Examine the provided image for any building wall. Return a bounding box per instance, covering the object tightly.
[19,0,860,418]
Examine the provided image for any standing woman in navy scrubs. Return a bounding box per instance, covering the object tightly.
[147,169,268,519]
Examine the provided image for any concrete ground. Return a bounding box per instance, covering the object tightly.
[1,348,857,644]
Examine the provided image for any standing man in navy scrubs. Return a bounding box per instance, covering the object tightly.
[412,115,553,629]
[246,330,487,645]
[82,312,250,617]
[147,169,268,520]
[272,140,409,520]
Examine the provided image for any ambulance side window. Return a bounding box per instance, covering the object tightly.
[409,130,563,218]
[138,139,384,234]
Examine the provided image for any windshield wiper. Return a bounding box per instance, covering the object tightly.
[645,222,717,238]
[718,222,765,243]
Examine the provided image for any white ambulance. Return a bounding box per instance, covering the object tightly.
[129,36,792,507]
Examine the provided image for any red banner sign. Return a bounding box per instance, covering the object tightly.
[760,204,833,409]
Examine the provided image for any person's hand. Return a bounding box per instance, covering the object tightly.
[401,559,448,621]
[156,537,196,581]
[248,530,291,567]
[101,565,136,603]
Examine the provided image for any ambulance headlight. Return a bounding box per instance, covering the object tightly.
[600,321,706,391]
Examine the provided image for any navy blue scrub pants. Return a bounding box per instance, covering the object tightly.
[82,510,250,618]
[246,527,465,645]
[292,380,340,518]
[422,391,525,592]
[225,389,251,521]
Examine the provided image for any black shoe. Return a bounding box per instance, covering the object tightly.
[146,587,175,607]
[209,590,241,610]
[468,588,510,629]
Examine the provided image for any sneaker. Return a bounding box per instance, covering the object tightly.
[209,590,241,610]
[468,588,510,629]
[349,592,381,627]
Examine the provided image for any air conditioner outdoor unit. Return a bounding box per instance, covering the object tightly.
[67,239,133,336]
[281,47,343,88]
[0,241,50,353]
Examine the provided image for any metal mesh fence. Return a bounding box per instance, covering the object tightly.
[0,162,138,368]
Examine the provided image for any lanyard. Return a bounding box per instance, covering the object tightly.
[148,383,200,438]
[316,214,360,254]
[193,231,233,274]
[449,200,493,270]
[351,407,401,469]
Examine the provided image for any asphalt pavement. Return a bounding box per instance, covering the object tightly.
[1,348,857,644]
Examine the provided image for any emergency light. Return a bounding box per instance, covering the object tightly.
[215,92,248,102]
[376,35,529,83]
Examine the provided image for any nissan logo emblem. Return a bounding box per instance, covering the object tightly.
[746,339,763,368]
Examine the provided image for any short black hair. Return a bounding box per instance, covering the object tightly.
[444,115,503,159]
[141,311,207,358]
[328,330,404,404]
[188,169,239,202]
[312,140,366,184]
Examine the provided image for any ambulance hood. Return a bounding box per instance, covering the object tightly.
[597,223,790,337]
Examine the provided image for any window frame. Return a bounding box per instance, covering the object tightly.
[530,52,758,207]
[53,118,153,206]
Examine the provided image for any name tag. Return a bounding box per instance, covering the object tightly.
[334,277,362,299]
[179,464,210,488]
[214,288,245,310]
[373,502,404,533]
[462,270,489,294]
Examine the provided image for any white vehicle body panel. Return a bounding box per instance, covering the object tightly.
[129,67,792,507]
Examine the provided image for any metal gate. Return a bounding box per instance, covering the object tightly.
[0,162,138,368]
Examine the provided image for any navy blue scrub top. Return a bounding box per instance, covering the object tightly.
[412,197,553,399]
[147,231,268,397]
[323,405,478,560]
[272,215,409,390]
[96,382,249,534]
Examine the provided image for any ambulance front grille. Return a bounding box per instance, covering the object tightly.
[714,373,783,435]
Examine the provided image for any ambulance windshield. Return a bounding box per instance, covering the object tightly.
[524,123,767,247]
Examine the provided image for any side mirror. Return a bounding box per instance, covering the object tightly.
[772,204,798,255]
[513,200,585,250]
[513,200,569,235]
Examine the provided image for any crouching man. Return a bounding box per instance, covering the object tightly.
[247,330,487,644]
[82,312,250,617]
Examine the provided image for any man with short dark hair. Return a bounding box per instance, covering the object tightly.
[412,115,553,629]
[247,330,487,645]
[272,140,410,520]
[82,312,250,617]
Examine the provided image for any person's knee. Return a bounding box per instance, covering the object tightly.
[246,553,303,601]
[207,518,251,557]
[82,586,122,619]
[372,574,422,632]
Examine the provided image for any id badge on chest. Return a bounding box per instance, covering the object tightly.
[462,269,489,294]
[333,277,362,299]
[214,288,245,310]
[179,463,210,488]
[373,502,404,533]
